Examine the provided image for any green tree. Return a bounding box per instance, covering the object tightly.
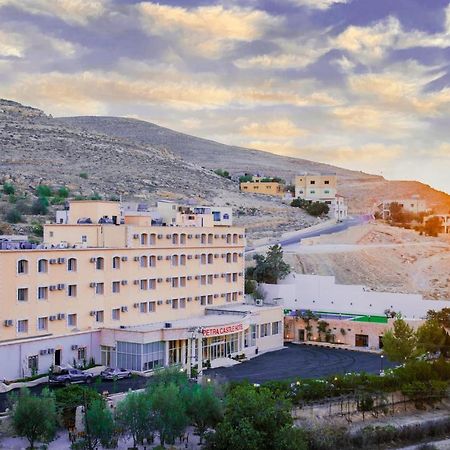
[239,175,253,183]
[31,222,43,237]
[84,399,115,450]
[31,197,49,215]
[417,318,448,357]
[205,384,305,450]
[290,198,308,209]
[12,388,57,449]
[115,391,154,448]
[248,245,291,284]
[79,172,88,179]
[36,185,52,197]
[306,201,329,217]
[214,169,230,178]
[2,182,15,195]
[5,208,22,223]
[57,186,70,198]
[149,382,188,446]
[424,216,442,237]
[382,318,418,363]
[186,384,223,443]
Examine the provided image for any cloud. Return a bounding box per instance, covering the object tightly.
[0,30,26,58]
[0,0,107,25]
[289,0,349,10]
[137,2,280,57]
[241,119,308,137]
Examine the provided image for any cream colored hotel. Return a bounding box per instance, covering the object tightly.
[0,200,283,380]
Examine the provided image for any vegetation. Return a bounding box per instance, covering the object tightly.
[31,196,49,215]
[11,388,57,449]
[83,399,115,450]
[239,174,253,183]
[79,172,88,179]
[291,198,330,217]
[214,169,230,179]
[2,182,15,195]
[382,317,418,362]
[246,244,291,284]
[424,216,443,237]
[5,208,22,223]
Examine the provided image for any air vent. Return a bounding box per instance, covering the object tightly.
[157,300,163,305]
[133,280,139,285]
[134,256,140,261]
[89,282,96,288]
[121,256,128,261]
[90,257,96,263]
[121,306,128,312]
[49,315,57,321]
[71,345,78,351]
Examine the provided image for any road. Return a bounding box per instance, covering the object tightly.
[246,214,372,253]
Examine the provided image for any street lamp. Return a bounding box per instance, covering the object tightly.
[380,354,384,373]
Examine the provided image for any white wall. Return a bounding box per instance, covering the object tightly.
[262,273,449,319]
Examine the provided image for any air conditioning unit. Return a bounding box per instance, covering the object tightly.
[221,274,225,278]
[133,234,139,239]
[195,234,200,239]
[49,315,57,321]
[214,274,219,278]
[49,285,57,291]
[166,234,172,239]
[90,257,96,263]
[187,234,193,239]
[57,284,65,290]
[48,348,55,354]
[221,234,226,238]
[239,234,244,238]
[238,291,243,295]
[49,258,57,264]
[221,293,226,297]
[239,253,243,257]
[255,299,263,306]
[164,322,172,328]
[89,282,96,288]
[214,234,219,238]
[74,243,88,249]
[165,255,171,260]
[165,299,172,304]
[71,345,78,351]
[166,277,171,282]
[187,255,193,260]
[134,256,140,261]
[58,257,66,263]
[58,242,68,249]
[157,278,163,283]
[133,280,139,285]
[194,275,200,280]
[187,276,192,280]
[194,255,200,259]
[157,234,163,239]
[133,303,139,308]
[157,256,163,261]
[57,313,65,320]
[187,297,192,302]
[39,349,47,355]
[214,294,219,298]
[121,306,128,312]
[239,273,243,277]
[121,256,128,261]
[214,254,219,258]
[4,319,13,327]
[90,311,96,316]
[121,280,128,286]
[157,300,163,305]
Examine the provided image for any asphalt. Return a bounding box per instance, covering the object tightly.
[204,343,394,384]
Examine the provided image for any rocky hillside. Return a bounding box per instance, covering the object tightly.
[57,116,450,213]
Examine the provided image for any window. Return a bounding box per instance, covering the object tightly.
[68,258,77,272]
[149,255,156,267]
[180,254,186,266]
[68,285,77,298]
[38,259,48,273]
[207,253,213,264]
[310,180,315,185]
[149,279,156,290]
[200,275,206,286]
[180,277,186,287]
[233,253,238,263]
[68,314,77,327]
[77,347,87,360]
[172,234,179,245]
[225,273,231,283]
[171,255,178,267]
[208,234,213,244]
[226,234,232,244]
[223,213,229,220]
[95,283,104,295]
[17,288,28,302]
[141,233,148,245]
[149,301,156,312]
[226,293,232,302]
[112,308,120,321]
[96,257,104,270]
[310,190,315,194]
[200,296,207,306]
[17,319,28,333]
[232,292,238,301]
[207,274,213,285]
[172,278,179,288]
[324,190,330,194]
[180,298,186,309]
[232,273,238,282]
[81,235,87,243]
[112,256,121,269]
[140,256,148,267]
[260,323,271,337]
[150,234,156,245]
[37,286,48,300]
[172,299,178,309]
[233,234,238,244]
[37,317,48,331]
[201,234,206,244]
[112,281,120,293]
[17,259,28,274]
[207,295,213,305]
[324,180,330,185]
[200,254,207,265]
[355,334,369,347]
[28,355,38,372]
[140,302,148,313]
[95,310,104,323]
[226,253,232,263]
[180,234,186,245]
[272,321,281,335]
[140,279,148,290]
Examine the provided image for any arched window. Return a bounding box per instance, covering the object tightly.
[200,254,207,265]
[200,234,207,244]
[140,255,148,268]
[226,234,232,244]
[180,254,186,266]
[233,234,238,244]
[17,259,28,274]
[141,233,148,245]
[180,233,186,245]
[37,259,48,273]
[208,233,213,244]
[226,253,232,263]
[150,233,156,245]
[112,256,121,269]
[172,234,179,245]
[207,253,213,264]
[96,257,104,270]
[149,255,156,267]
[233,253,238,263]
[172,255,179,266]
[68,258,77,272]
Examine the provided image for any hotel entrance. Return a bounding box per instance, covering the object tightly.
[202,331,242,361]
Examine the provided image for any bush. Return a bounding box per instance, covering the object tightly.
[2,182,15,195]
[79,172,88,179]
[36,185,52,197]
[31,222,44,237]
[57,187,70,198]
[32,197,49,215]
[5,208,22,223]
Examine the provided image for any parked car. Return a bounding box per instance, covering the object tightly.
[100,367,131,380]
[49,368,94,386]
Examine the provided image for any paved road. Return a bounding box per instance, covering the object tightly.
[246,214,372,252]
[205,343,394,384]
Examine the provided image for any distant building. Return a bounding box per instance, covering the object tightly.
[240,175,284,197]
[424,214,450,234]
[376,197,428,220]
[294,173,347,221]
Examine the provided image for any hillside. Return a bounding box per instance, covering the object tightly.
[57,116,450,213]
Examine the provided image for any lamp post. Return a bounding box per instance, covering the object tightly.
[380,354,384,373]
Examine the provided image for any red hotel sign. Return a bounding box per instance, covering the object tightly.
[202,323,244,337]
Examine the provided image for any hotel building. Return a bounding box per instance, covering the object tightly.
[0,201,283,380]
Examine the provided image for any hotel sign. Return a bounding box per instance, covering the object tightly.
[202,323,244,337]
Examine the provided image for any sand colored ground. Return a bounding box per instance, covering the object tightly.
[284,222,450,301]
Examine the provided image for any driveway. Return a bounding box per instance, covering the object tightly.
[204,343,394,384]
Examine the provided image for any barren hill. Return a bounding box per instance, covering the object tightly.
[57,116,450,213]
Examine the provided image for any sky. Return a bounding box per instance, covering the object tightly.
[0,0,449,193]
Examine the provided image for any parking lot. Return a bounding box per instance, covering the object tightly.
[205,343,394,384]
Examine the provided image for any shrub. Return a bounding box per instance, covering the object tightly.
[31,222,44,237]
[5,208,22,223]
[79,172,88,179]
[57,186,70,198]
[36,185,52,197]
[32,197,49,215]
[2,182,15,195]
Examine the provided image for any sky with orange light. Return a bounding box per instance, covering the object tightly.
[0,0,449,193]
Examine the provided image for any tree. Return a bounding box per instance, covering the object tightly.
[31,197,49,215]
[149,382,188,446]
[424,216,442,237]
[57,186,70,198]
[2,182,15,195]
[214,169,230,178]
[389,202,404,223]
[5,208,22,223]
[306,201,329,217]
[248,245,291,284]
[115,391,154,448]
[84,399,115,450]
[239,175,253,183]
[291,198,308,209]
[12,388,57,449]
[186,384,223,443]
[382,318,418,363]
[204,384,305,450]
[36,184,52,197]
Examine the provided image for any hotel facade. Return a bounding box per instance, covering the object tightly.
[0,201,283,380]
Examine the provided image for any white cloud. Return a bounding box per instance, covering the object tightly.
[0,30,26,58]
[0,0,107,25]
[241,119,308,138]
[290,0,349,10]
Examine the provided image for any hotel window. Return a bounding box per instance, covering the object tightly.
[149,279,156,290]
[112,281,120,293]
[37,317,48,331]
[112,256,121,269]
[140,279,148,290]
[201,234,207,244]
[150,234,156,245]
[172,234,179,245]
[180,277,186,287]
[200,254,207,264]
[272,321,281,335]
[37,286,48,300]
[225,273,231,283]
[180,255,186,266]
[68,284,77,297]
[141,233,148,245]
[180,298,186,309]
[17,319,28,333]
[17,288,28,302]
[207,295,213,305]
[233,234,238,244]
[149,255,156,267]
[260,323,270,337]
[95,310,104,323]
[233,253,238,263]
[95,283,104,295]
[226,293,232,302]
[81,235,87,243]
[112,308,120,321]
[67,258,77,272]
[207,253,213,264]
[200,295,207,306]
[232,273,238,282]
[96,257,104,270]
[232,292,238,301]
[180,234,186,245]
[140,302,148,313]
[149,301,156,312]
[68,313,77,327]
[172,299,179,309]
[77,347,87,361]
[38,259,48,273]
[17,259,28,274]
[208,234,213,244]
[140,256,148,268]
[207,275,213,285]
[172,278,179,288]
[226,234,232,244]
[172,255,178,266]
[226,253,232,263]
[200,275,206,286]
